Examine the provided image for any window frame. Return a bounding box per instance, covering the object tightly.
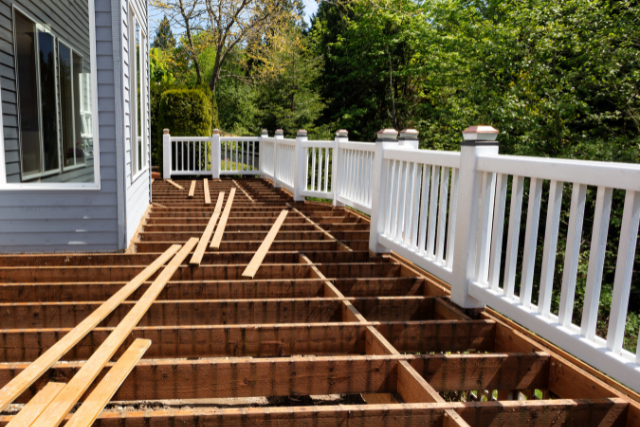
[129,6,147,181]
[0,1,101,190]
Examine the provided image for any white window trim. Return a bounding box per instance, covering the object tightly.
[129,7,148,182]
[0,1,101,191]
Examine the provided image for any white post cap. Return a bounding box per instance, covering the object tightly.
[212,129,220,135]
[261,129,269,136]
[461,125,499,141]
[163,128,170,135]
[297,129,307,137]
[398,129,418,141]
[375,128,398,142]
[335,129,348,138]
[275,129,284,137]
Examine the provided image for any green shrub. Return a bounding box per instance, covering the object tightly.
[150,81,171,168]
[157,88,213,172]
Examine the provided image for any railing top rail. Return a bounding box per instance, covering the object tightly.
[384,147,461,169]
[338,141,376,152]
[302,140,335,148]
[478,154,640,191]
[221,136,260,142]
[170,136,211,142]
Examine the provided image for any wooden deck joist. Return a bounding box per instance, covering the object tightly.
[0,178,637,427]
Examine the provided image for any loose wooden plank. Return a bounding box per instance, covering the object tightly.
[0,246,181,413]
[188,181,196,198]
[242,210,288,278]
[210,188,236,249]
[189,192,225,266]
[5,383,65,427]
[166,180,184,190]
[30,238,198,427]
[65,339,151,427]
[203,179,211,204]
[233,179,254,202]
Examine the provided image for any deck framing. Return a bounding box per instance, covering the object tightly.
[0,178,637,427]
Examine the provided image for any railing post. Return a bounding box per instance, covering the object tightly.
[259,129,268,179]
[294,129,307,202]
[332,130,348,207]
[162,129,171,179]
[450,125,499,308]
[273,129,283,188]
[397,129,419,149]
[369,129,398,253]
[211,129,221,179]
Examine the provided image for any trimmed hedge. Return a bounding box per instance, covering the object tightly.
[156,88,214,172]
[159,88,213,137]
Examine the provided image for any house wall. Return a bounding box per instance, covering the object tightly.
[0,0,151,253]
[120,0,150,244]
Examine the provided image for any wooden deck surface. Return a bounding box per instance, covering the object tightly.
[0,178,637,427]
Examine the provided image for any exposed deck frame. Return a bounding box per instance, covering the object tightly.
[0,178,637,427]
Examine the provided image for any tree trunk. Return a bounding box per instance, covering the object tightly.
[210,45,224,93]
[388,50,397,129]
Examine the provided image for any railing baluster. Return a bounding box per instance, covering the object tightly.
[410,164,423,248]
[427,165,440,257]
[404,162,418,245]
[477,171,496,285]
[397,161,409,242]
[538,180,564,317]
[504,175,524,299]
[392,161,404,240]
[311,147,317,191]
[436,167,450,263]
[235,141,238,171]
[607,191,640,355]
[581,186,613,340]
[446,168,459,268]
[418,165,431,254]
[488,173,508,290]
[384,160,396,235]
[324,148,330,192]
[181,141,184,171]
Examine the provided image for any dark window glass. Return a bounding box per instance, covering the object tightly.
[38,31,59,172]
[72,52,85,163]
[15,11,40,176]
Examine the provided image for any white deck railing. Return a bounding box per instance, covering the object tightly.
[161,125,640,392]
[220,136,260,175]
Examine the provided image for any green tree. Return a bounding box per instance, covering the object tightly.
[152,15,176,50]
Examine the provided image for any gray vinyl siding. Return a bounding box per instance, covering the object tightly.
[0,0,144,253]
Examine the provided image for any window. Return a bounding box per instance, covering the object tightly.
[5,3,98,186]
[129,9,146,177]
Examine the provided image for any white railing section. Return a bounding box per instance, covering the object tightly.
[260,137,275,180]
[377,147,461,284]
[166,136,212,176]
[300,140,334,199]
[468,153,640,392]
[334,142,375,215]
[161,125,640,392]
[275,138,296,192]
[220,136,260,175]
